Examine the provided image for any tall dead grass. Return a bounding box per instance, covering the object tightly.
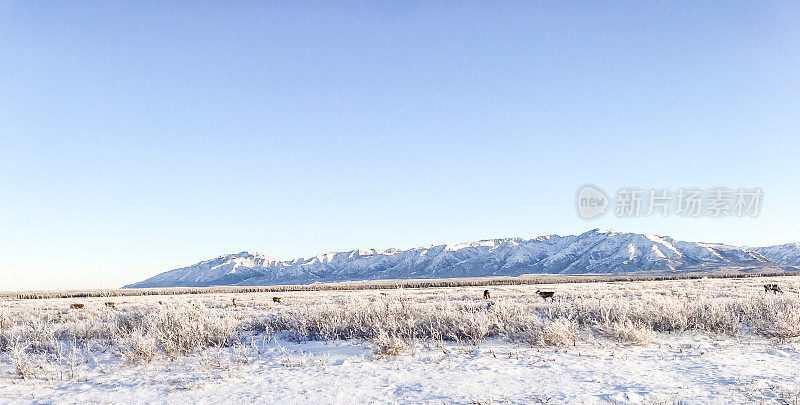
[1,280,800,379]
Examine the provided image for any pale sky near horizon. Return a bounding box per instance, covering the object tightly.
[1,2,799,291]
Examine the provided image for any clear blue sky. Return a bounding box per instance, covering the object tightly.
[1,2,798,291]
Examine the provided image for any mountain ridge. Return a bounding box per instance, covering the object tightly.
[124,229,799,288]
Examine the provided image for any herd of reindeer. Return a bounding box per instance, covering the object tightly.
[64,283,786,311]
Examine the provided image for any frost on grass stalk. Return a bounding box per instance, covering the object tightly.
[8,338,34,379]
[743,295,800,342]
[117,302,241,361]
[374,329,410,356]
[598,319,655,344]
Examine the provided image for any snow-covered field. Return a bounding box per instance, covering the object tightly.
[2,276,800,404]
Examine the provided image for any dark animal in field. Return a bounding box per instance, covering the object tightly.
[764,283,783,294]
[273,297,282,303]
[69,303,84,309]
[104,302,116,309]
[483,289,491,300]
[536,290,555,301]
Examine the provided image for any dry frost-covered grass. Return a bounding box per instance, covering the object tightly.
[1,276,800,379]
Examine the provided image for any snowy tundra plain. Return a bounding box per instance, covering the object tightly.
[2,276,800,404]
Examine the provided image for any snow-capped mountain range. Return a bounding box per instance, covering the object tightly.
[124,229,800,288]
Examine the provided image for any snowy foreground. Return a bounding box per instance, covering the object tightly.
[2,276,800,404]
[2,334,800,404]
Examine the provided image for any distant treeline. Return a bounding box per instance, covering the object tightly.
[5,267,799,300]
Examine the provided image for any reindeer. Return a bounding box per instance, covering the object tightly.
[536,290,555,302]
[69,303,84,309]
[483,289,491,300]
[273,297,282,303]
[104,302,116,309]
[764,283,783,294]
